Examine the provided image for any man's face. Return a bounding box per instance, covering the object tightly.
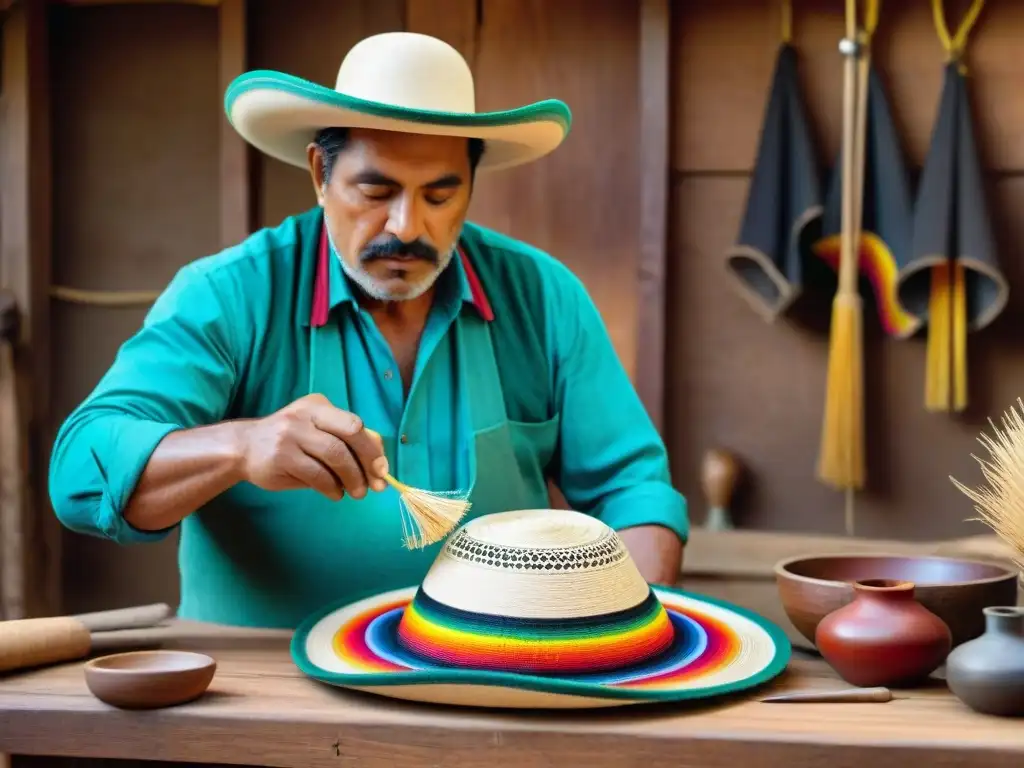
[309,128,474,301]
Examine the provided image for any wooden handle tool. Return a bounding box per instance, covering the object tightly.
[0,603,171,673]
[761,686,893,703]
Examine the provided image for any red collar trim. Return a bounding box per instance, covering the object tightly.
[310,224,494,327]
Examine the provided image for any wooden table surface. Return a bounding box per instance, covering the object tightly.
[0,622,1022,768]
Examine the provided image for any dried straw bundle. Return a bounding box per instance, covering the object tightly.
[389,472,471,550]
[950,397,1024,575]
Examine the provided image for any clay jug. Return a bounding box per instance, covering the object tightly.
[815,579,951,687]
[945,606,1024,717]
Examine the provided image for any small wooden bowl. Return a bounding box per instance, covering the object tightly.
[84,650,216,709]
[775,554,1019,650]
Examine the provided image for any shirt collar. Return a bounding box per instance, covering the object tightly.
[309,223,494,327]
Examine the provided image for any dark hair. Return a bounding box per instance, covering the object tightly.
[313,127,486,185]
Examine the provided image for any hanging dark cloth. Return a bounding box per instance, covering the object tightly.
[724,42,822,322]
[812,63,918,339]
[895,0,1006,411]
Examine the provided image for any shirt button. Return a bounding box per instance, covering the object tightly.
[384,369,393,380]
[400,434,409,444]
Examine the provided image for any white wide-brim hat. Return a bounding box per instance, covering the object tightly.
[292,509,790,709]
[224,32,572,173]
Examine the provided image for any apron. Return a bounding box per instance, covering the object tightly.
[302,281,556,583]
[179,238,558,627]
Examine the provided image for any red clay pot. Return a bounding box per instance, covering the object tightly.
[815,579,952,687]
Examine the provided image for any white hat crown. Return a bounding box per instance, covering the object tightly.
[419,508,651,619]
[334,32,476,115]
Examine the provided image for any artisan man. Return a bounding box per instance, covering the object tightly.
[48,32,688,628]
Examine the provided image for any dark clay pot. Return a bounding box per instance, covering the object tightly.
[945,606,1024,717]
[815,579,952,687]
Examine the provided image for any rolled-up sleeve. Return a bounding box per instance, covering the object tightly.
[549,270,689,544]
[48,263,240,545]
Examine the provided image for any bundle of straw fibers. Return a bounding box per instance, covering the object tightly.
[950,398,1024,578]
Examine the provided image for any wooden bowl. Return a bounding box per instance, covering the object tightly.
[84,650,216,709]
[775,554,1019,650]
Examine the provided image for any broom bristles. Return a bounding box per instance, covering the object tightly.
[817,292,866,491]
[950,397,1024,576]
[396,485,472,550]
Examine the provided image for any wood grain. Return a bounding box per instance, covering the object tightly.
[666,172,1024,540]
[465,0,641,378]
[218,0,252,247]
[247,0,405,228]
[53,0,221,6]
[673,0,1024,173]
[1,633,1023,767]
[48,1,223,614]
[0,0,59,620]
[636,0,671,431]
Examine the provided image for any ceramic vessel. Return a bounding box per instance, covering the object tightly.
[775,554,1017,649]
[945,606,1024,717]
[84,650,216,709]
[815,579,951,687]
[701,448,741,531]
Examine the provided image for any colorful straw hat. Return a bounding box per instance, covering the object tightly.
[225,32,571,174]
[292,509,790,709]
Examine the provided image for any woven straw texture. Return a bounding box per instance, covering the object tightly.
[292,509,790,708]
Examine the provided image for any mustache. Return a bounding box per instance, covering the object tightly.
[360,236,439,264]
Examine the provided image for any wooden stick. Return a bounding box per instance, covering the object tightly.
[52,0,220,6]
[50,285,160,306]
[762,686,892,703]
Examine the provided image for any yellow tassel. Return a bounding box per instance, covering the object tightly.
[952,262,968,412]
[925,262,951,412]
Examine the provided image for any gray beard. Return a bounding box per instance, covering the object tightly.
[324,218,454,301]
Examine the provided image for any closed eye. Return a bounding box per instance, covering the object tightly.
[358,184,393,201]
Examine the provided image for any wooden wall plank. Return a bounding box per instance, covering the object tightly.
[247,0,405,228]
[404,0,477,65]
[218,0,251,247]
[49,2,222,614]
[666,0,1024,540]
[460,0,642,377]
[0,0,59,618]
[636,0,671,432]
[54,0,220,6]
[673,0,1024,173]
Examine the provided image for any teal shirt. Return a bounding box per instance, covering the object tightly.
[48,207,688,628]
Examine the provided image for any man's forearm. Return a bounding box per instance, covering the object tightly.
[123,421,248,532]
[618,524,684,586]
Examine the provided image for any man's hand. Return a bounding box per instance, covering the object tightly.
[237,393,389,501]
[618,525,684,586]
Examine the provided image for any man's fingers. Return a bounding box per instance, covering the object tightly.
[298,428,370,500]
[310,406,389,489]
[282,452,344,501]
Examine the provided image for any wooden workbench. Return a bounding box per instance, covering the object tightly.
[0,622,1022,768]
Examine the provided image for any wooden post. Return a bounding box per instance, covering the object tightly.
[636,0,671,434]
[0,0,59,619]
[218,0,251,248]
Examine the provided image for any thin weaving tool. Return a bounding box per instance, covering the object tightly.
[817,0,873,535]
